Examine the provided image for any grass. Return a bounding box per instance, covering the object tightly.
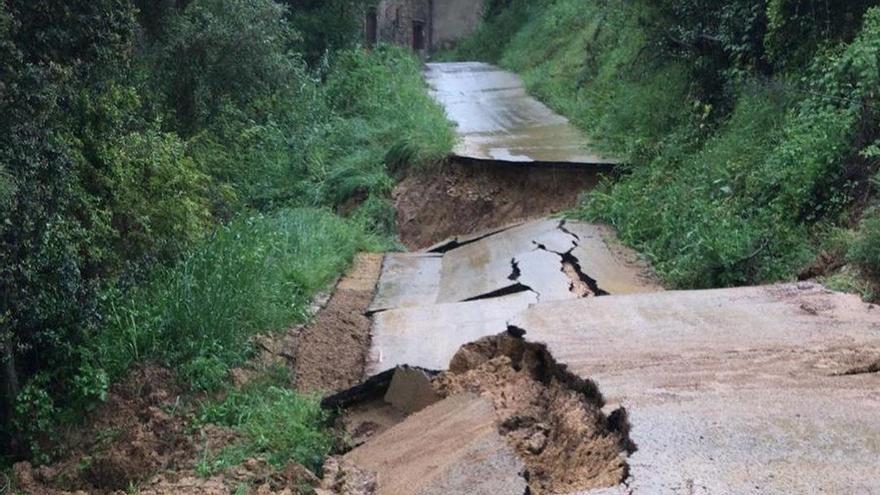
[88,208,375,391]
[194,378,332,475]
[449,0,880,290]
[848,209,880,278]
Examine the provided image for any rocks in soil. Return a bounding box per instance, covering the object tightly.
[316,457,378,495]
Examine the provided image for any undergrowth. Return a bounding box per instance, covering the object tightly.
[195,376,331,476]
[452,0,880,291]
[3,0,453,481]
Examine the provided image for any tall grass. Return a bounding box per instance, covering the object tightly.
[89,208,371,390]
[196,379,332,474]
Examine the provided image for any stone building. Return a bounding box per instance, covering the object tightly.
[364,0,486,56]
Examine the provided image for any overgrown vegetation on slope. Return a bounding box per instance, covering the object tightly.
[450,0,880,291]
[1,0,452,464]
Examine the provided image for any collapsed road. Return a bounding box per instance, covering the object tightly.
[312,63,880,495]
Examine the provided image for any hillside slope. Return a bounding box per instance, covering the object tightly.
[447,0,880,293]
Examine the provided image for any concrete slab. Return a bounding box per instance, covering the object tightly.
[509,283,880,494]
[367,291,537,375]
[426,62,615,165]
[437,218,573,303]
[345,393,527,495]
[424,222,523,254]
[368,253,442,313]
[565,222,663,294]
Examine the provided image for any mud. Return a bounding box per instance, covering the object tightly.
[394,160,604,249]
[12,366,194,494]
[435,334,631,494]
[315,457,377,495]
[293,253,383,393]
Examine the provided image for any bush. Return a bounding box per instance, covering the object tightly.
[849,211,880,277]
[155,0,303,136]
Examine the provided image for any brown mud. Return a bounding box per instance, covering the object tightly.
[435,333,631,494]
[293,253,383,394]
[394,160,605,249]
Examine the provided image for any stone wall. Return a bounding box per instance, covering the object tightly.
[373,0,431,55]
[366,0,485,55]
[431,0,486,52]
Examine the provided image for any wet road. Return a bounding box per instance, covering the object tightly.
[425,62,615,164]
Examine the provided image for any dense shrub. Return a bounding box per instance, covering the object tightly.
[849,210,880,277]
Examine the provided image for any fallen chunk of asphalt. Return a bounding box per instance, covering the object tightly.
[344,393,529,495]
[322,366,439,411]
[383,367,441,415]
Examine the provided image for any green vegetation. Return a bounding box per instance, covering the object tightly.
[1,0,452,466]
[849,210,880,278]
[196,378,331,475]
[451,0,880,290]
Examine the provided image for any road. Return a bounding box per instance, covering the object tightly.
[425,62,615,165]
[329,63,880,495]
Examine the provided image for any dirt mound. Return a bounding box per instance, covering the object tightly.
[293,253,383,394]
[13,366,193,494]
[394,160,604,249]
[434,334,631,494]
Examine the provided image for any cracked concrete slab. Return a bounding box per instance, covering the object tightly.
[425,222,523,254]
[367,291,537,375]
[565,222,663,295]
[426,62,615,165]
[344,393,528,495]
[437,219,577,303]
[368,253,442,313]
[516,249,576,302]
[510,283,880,494]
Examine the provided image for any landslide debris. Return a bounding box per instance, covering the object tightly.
[434,333,631,494]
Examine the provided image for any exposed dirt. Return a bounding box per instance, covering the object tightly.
[563,261,596,297]
[293,253,383,394]
[13,254,384,495]
[315,457,377,495]
[435,334,631,495]
[394,160,604,249]
[12,366,194,494]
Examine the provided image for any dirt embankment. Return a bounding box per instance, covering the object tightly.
[395,160,605,249]
[293,253,383,394]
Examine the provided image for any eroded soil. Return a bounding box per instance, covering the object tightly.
[435,334,631,494]
[394,160,604,249]
[293,253,383,394]
[13,254,384,495]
